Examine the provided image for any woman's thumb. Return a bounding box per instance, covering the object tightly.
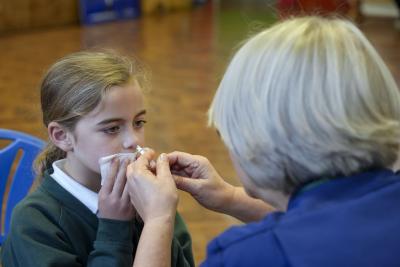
[173,175,199,194]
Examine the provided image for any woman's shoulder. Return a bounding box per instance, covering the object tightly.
[202,212,287,266]
[211,211,284,248]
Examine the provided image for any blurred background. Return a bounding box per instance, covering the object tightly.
[0,0,399,264]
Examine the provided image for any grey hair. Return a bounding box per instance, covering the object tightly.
[208,16,400,194]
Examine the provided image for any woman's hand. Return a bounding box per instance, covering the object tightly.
[127,150,178,223]
[167,151,274,222]
[98,158,136,221]
[167,151,236,214]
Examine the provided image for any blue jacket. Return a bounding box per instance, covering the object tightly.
[201,169,400,267]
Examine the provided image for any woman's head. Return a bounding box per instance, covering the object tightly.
[209,16,400,195]
[35,51,147,178]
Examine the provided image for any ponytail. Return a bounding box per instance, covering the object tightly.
[34,143,66,178]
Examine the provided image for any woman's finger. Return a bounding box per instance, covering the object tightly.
[173,174,202,193]
[167,151,194,168]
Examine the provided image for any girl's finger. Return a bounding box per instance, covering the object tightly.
[121,183,131,204]
[101,158,120,194]
[156,153,173,180]
[134,150,156,176]
[112,159,129,196]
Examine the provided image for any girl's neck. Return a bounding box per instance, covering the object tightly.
[63,158,101,193]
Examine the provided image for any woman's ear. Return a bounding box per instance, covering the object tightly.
[48,122,73,152]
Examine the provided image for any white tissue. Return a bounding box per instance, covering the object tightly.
[98,145,150,186]
[99,152,137,186]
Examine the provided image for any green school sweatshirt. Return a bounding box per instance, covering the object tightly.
[1,172,194,267]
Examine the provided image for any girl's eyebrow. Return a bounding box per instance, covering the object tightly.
[96,110,147,126]
[136,109,146,117]
[96,118,123,125]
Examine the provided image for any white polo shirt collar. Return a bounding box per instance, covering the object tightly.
[50,159,98,214]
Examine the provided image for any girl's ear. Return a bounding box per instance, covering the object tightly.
[48,122,73,152]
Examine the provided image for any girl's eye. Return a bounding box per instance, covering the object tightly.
[134,120,147,129]
[103,126,120,134]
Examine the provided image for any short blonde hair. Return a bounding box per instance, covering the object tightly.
[208,16,400,194]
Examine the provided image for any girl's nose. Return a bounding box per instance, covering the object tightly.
[122,131,138,150]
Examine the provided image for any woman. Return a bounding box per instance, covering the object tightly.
[127,16,400,267]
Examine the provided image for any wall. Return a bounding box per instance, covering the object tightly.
[0,0,79,34]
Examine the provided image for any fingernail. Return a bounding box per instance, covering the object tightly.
[159,153,166,161]
[136,145,146,155]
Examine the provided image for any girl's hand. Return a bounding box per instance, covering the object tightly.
[127,150,178,223]
[98,158,136,221]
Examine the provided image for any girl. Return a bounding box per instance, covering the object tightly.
[1,51,194,267]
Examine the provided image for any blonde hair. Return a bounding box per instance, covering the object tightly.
[35,51,146,177]
[208,16,400,194]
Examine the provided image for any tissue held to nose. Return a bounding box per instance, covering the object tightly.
[99,145,145,185]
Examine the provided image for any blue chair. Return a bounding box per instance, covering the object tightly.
[0,129,45,245]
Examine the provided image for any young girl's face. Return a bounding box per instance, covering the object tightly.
[66,80,146,181]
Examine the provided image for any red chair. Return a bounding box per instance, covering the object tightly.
[278,0,351,17]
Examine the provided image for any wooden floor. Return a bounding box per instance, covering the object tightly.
[1,1,399,264]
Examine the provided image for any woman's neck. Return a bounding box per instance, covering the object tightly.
[254,188,290,211]
[390,155,400,173]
